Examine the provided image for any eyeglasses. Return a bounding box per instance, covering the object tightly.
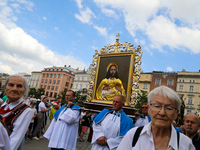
[142,107,148,109]
[150,103,177,114]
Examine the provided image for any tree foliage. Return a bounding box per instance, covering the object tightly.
[135,90,148,114]
[28,88,45,99]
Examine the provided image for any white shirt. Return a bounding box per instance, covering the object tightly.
[91,112,122,150]
[135,116,149,127]
[0,97,34,150]
[31,108,37,123]
[0,123,11,150]
[117,122,195,150]
[44,107,80,150]
[38,101,46,112]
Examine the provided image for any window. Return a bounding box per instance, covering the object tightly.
[179,79,181,82]
[43,73,46,77]
[54,93,57,98]
[187,110,192,114]
[59,74,62,78]
[179,85,183,91]
[47,73,49,77]
[53,80,56,84]
[168,79,173,86]
[85,84,88,89]
[48,86,50,90]
[80,77,82,81]
[199,97,200,105]
[46,91,49,96]
[155,79,161,85]
[65,82,69,87]
[45,79,48,83]
[42,79,44,83]
[36,82,38,87]
[84,77,87,81]
[188,97,193,104]
[67,76,70,81]
[189,86,194,92]
[80,84,82,89]
[38,76,40,80]
[41,85,43,88]
[44,85,46,89]
[51,74,53,78]
[54,74,57,78]
[56,86,59,91]
[72,78,74,82]
[51,86,54,90]
[32,82,34,86]
[193,80,195,83]
[190,80,192,83]
[143,84,147,89]
[182,80,184,82]
[57,80,60,85]
[50,92,53,97]
[70,84,73,88]
[49,79,52,84]
[76,84,78,89]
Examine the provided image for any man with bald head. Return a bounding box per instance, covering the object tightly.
[184,113,200,149]
[0,75,33,150]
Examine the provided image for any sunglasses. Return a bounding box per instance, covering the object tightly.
[142,107,148,109]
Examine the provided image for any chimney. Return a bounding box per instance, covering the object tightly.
[68,65,71,67]
[64,65,66,67]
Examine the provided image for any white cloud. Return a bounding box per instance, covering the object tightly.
[43,16,46,20]
[54,27,58,30]
[101,7,118,19]
[75,7,96,24]
[166,67,173,72]
[0,22,87,75]
[14,0,34,12]
[93,0,200,54]
[93,25,107,36]
[75,0,83,9]
[1,6,13,17]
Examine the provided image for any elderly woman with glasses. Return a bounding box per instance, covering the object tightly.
[117,86,195,150]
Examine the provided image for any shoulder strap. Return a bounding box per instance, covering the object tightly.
[132,126,144,147]
[177,131,180,149]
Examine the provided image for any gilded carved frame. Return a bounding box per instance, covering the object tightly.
[87,34,143,107]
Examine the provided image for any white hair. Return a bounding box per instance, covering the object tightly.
[148,86,181,109]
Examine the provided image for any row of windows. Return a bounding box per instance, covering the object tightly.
[41,83,73,90]
[43,73,62,78]
[179,79,195,83]
[185,97,200,105]
[46,91,58,98]
[30,76,40,80]
[42,79,61,85]
[41,85,59,91]
[75,84,89,89]
[75,77,90,81]
[179,85,194,92]
[30,82,38,87]
[155,79,173,86]
[44,68,74,74]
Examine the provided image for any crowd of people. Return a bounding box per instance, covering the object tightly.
[0,75,200,150]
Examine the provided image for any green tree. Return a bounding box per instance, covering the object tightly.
[28,88,45,99]
[58,88,68,104]
[74,90,87,104]
[135,90,148,114]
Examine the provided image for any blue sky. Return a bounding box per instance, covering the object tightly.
[0,0,200,75]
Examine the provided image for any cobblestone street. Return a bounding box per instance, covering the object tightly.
[22,131,92,150]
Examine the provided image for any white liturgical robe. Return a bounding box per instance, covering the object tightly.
[44,106,80,150]
[91,113,123,150]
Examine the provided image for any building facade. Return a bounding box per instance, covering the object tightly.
[150,71,177,91]
[38,65,76,101]
[176,71,200,115]
[0,73,9,88]
[29,71,42,89]
[18,73,31,85]
[139,72,152,94]
[72,65,91,95]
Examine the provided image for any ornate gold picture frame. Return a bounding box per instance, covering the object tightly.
[87,34,142,107]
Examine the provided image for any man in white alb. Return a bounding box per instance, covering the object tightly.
[44,90,81,150]
[91,95,134,150]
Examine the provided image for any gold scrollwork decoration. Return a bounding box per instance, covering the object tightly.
[87,33,143,107]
